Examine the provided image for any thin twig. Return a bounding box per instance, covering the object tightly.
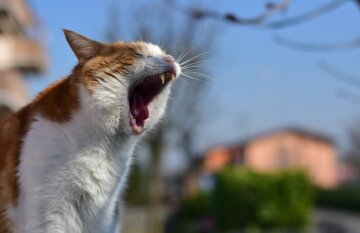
[166,0,351,30]
[336,88,360,105]
[274,36,360,52]
[319,61,360,88]
[261,0,351,29]
[165,0,293,26]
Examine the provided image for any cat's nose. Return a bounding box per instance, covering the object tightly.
[162,55,175,64]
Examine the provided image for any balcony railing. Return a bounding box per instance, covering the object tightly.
[0,35,46,73]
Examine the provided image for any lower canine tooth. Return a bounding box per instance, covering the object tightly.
[160,74,165,84]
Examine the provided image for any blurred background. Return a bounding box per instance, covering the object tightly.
[0,0,360,232]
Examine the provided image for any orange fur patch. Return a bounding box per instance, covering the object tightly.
[34,77,80,122]
[0,107,32,232]
[80,42,146,91]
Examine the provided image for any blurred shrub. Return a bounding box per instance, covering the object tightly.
[214,168,314,232]
[172,168,314,233]
[181,192,212,219]
[316,185,360,212]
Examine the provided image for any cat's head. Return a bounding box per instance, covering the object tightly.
[64,30,181,135]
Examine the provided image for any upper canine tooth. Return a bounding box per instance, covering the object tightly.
[171,74,176,83]
[160,74,165,84]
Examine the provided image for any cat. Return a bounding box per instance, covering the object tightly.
[0,29,181,233]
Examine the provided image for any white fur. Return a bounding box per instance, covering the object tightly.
[14,43,181,233]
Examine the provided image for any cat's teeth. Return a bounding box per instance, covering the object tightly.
[171,74,176,83]
[160,74,165,85]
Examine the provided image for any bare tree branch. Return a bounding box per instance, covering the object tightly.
[320,62,360,106]
[169,0,352,30]
[336,88,360,105]
[319,61,360,88]
[261,0,351,29]
[165,0,293,26]
[274,35,360,52]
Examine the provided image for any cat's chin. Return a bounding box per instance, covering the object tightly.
[128,71,176,135]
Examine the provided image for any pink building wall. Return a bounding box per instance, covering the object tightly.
[203,130,338,189]
[244,132,338,188]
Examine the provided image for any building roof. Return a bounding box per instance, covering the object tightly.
[200,126,334,158]
[242,127,334,145]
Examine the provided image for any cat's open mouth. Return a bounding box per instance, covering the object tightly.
[129,71,176,134]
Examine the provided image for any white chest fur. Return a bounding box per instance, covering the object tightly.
[15,105,138,233]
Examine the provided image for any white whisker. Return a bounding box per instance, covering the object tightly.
[180,73,218,87]
[181,65,206,70]
[179,51,211,67]
[176,24,209,64]
[183,71,222,85]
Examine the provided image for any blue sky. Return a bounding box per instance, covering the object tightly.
[28,0,360,153]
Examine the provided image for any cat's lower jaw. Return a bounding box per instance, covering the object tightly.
[15,109,139,233]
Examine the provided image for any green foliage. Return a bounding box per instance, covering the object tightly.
[213,168,314,231]
[316,185,360,213]
[175,168,315,232]
[181,192,212,219]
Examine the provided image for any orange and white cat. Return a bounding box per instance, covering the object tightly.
[0,30,181,233]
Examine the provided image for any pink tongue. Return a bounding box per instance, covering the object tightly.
[130,93,149,125]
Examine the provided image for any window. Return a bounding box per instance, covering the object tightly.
[278,146,291,168]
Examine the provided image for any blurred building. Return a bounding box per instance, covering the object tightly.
[0,0,46,120]
[186,128,338,194]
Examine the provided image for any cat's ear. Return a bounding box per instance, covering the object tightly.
[63,29,104,63]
